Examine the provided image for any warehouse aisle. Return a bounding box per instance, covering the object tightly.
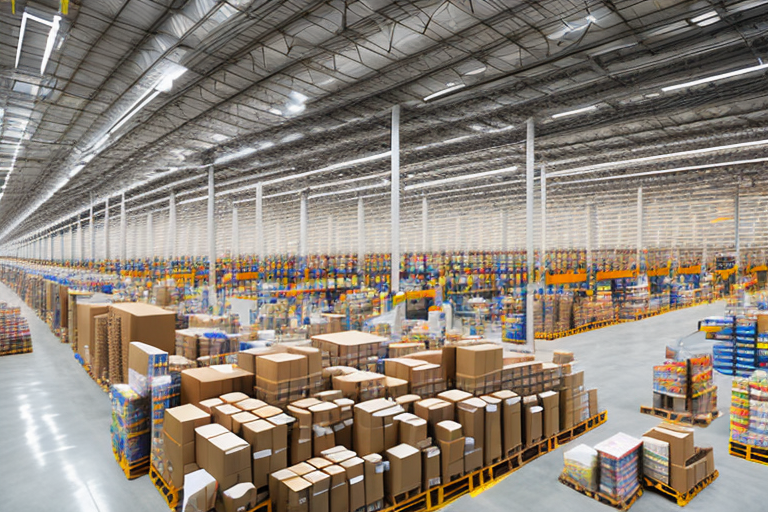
[0,283,167,512]
[445,301,768,512]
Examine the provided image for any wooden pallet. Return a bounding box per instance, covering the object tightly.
[112,446,149,480]
[149,465,182,511]
[642,471,718,506]
[639,406,721,427]
[729,439,768,466]
[559,473,643,510]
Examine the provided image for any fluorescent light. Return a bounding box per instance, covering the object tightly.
[550,138,768,177]
[214,147,257,165]
[553,157,768,186]
[465,66,486,75]
[177,196,207,206]
[212,134,229,142]
[269,108,282,116]
[110,90,161,134]
[287,103,305,114]
[662,63,768,91]
[691,11,718,23]
[93,134,110,150]
[40,16,60,74]
[309,182,387,199]
[16,13,60,73]
[552,105,597,118]
[405,166,518,190]
[267,151,391,185]
[696,16,720,26]
[423,84,466,102]
[290,91,308,103]
[68,164,85,178]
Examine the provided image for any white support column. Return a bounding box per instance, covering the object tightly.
[168,190,177,259]
[357,196,365,267]
[104,198,110,261]
[147,212,154,259]
[422,196,429,253]
[327,215,334,255]
[525,117,535,347]
[391,105,401,294]
[299,191,308,258]
[455,217,461,249]
[60,229,64,262]
[207,166,217,304]
[89,203,95,261]
[637,186,643,272]
[120,193,127,262]
[586,204,595,274]
[735,181,741,275]
[70,225,75,261]
[540,165,547,281]
[50,233,54,261]
[232,206,239,257]
[501,210,509,253]
[255,183,264,260]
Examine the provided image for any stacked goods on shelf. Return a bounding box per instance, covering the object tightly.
[595,433,643,501]
[0,302,32,356]
[618,285,650,320]
[730,370,768,447]
[573,294,615,328]
[735,318,758,377]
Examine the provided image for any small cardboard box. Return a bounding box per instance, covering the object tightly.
[304,470,331,512]
[422,446,441,490]
[340,457,366,512]
[394,413,428,446]
[362,453,385,508]
[538,391,560,439]
[214,404,244,431]
[323,465,348,512]
[206,432,251,491]
[230,411,258,435]
[236,398,267,413]
[164,404,211,445]
[385,444,421,498]
[435,420,463,443]
[183,469,217,512]
[456,398,486,449]
[221,392,250,405]
[222,482,258,512]
[195,423,230,472]
[492,390,521,455]
[309,402,341,427]
[199,398,224,415]
[414,398,454,436]
[463,440,483,473]
[394,394,421,414]
[282,477,312,512]
[437,389,473,404]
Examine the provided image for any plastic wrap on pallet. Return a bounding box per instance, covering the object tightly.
[110,384,150,465]
[594,433,642,501]
[563,444,598,491]
[150,375,174,469]
[642,437,669,484]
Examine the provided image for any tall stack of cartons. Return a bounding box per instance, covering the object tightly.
[180,366,255,407]
[435,420,464,482]
[288,346,324,396]
[414,398,454,438]
[332,371,386,401]
[558,370,586,431]
[456,398,485,472]
[92,314,109,382]
[492,390,522,457]
[455,344,502,396]
[254,353,309,406]
[311,330,386,370]
[353,398,403,456]
[242,418,289,495]
[163,404,211,488]
[502,361,544,396]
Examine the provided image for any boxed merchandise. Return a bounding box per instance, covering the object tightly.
[315,390,344,402]
[422,446,441,490]
[441,345,457,384]
[309,402,341,427]
[242,419,279,489]
[384,358,427,382]
[492,390,521,455]
[642,436,669,484]
[538,391,560,438]
[222,482,258,512]
[181,366,254,407]
[76,303,110,361]
[437,433,464,483]
[588,389,598,418]
[456,398,486,450]
[311,331,386,369]
[354,398,396,455]
[269,469,298,512]
[437,389,473,405]
[236,398,267,413]
[394,413,428,447]
[463,436,482,473]
[255,353,309,405]
[340,457,366,512]
[221,392,249,405]
[289,462,316,477]
[254,405,282,420]
[162,404,210,488]
[308,457,332,470]
[304,470,331,512]
[313,425,336,456]
[323,465,348,512]
[394,394,420,413]
[333,372,386,402]
[524,404,543,446]
[204,431,251,491]
[435,420,463,443]
[334,398,354,421]
[385,444,421,498]
[195,423,230,471]
[333,419,354,450]
[184,469,218,512]
[414,398,454,436]
[287,345,324,395]
[199,398,225,415]
[384,376,409,398]
[553,350,574,365]
[110,303,177,383]
[280,477,312,512]
[480,395,502,465]
[388,342,423,358]
[266,414,293,470]
[562,444,598,491]
[594,433,642,501]
[407,350,442,365]
[214,404,243,431]
[455,344,503,395]
[642,425,694,467]
[362,453,385,511]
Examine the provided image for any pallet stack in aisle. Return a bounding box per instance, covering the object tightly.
[0,302,32,356]
[730,370,768,448]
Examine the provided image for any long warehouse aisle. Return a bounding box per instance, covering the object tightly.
[0,282,167,512]
[445,301,768,512]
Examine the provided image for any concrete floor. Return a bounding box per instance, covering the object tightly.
[446,300,768,512]
[0,282,168,512]
[2,282,766,512]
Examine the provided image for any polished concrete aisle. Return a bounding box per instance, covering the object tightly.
[0,283,168,512]
[445,301,768,512]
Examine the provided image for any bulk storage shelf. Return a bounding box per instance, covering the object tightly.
[729,438,768,466]
[151,411,607,512]
[638,406,721,427]
[642,471,718,507]
[558,473,643,511]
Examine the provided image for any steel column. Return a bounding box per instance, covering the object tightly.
[525,117,535,347]
[391,105,401,294]
[208,166,216,304]
[120,193,127,262]
[357,196,365,268]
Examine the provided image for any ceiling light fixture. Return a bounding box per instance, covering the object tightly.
[15,12,61,74]
[465,66,487,75]
[690,11,718,23]
[405,166,518,190]
[269,108,282,116]
[267,151,392,185]
[662,62,768,91]
[423,84,466,102]
[550,138,768,177]
[214,147,257,165]
[552,105,598,118]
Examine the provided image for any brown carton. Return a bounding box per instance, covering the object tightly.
[437,438,464,482]
[315,390,344,402]
[525,405,543,446]
[463,440,483,473]
[538,391,560,439]
[422,446,441,490]
[394,413,428,446]
[384,376,409,398]
[333,398,355,421]
[265,416,290,472]
[283,477,312,512]
[435,420,463,443]
[588,389,598,418]
[333,419,354,450]
[413,399,454,436]
[323,465,348,512]
[408,350,443,365]
[480,396,502,465]
[304,470,331,512]
[456,398,486,450]
[254,405,283,420]
[214,404,243,431]
[164,404,211,445]
[199,398,225,415]
[76,303,109,361]
[181,366,254,407]
[110,302,177,382]
[362,454,385,508]
[758,313,768,334]
[290,462,317,477]
[236,398,267,413]
[309,402,341,427]
[441,346,457,383]
[395,394,421,413]
[670,463,696,494]
[437,389,473,405]
[340,457,365,512]
[242,419,275,489]
[195,423,230,471]
[230,411,258,435]
[313,426,336,457]
[206,432,251,491]
[270,469,298,512]
[222,482,258,512]
[163,430,197,488]
[643,426,694,467]
[385,444,421,498]
[492,391,521,455]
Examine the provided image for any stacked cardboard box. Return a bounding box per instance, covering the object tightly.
[538,391,560,439]
[435,420,464,482]
[383,376,409,398]
[242,418,289,493]
[311,330,386,370]
[333,371,386,402]
[456,398,485,471]
[501,361,544,396]
[643,423,715,493]
[385,444,421,499]
[522,396,543,447]
[76,302,110,363]
[353,398,403,456]
[558,371,589,430]
[414,398,454,438]
[287,346,324,396]
[491,390,522,456]
[254,353,309,406]
[594,433,642,501]
[181,366,254,407]
[388,342,423,358]
[92,314,109,382]
[455,345,502,396]
[385,358,445,397]
[163,404,210,488]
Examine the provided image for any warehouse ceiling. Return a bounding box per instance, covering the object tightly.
[4,0,768,247]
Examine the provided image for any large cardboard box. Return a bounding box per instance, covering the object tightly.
[524,405,543,446]
[181,366,254,407]
[242,419,285,489]
[304,470,331,512]
[333,419,354,450]
[643,426,694,467]
[435,421,463,443]
[311,330,387,369]
[354,399,395,455]
[413,399,454,436]
[384,358,427,382]
[205,432,251,491]
[195,423,230,471]
[222,482,258,512]
[463,439,483,474]
[437,437,464,482]
[480,396,502,465]
[385,444,421,498]
[538,391,560,439]
[333,372,386,402]
[492,390,521,455]
[184,469,217,512]
[270,469,298,512]
[394,395,420,414]
[588,389,598,418]
[313,426,336,457]
[309,402,341,427]
[282,477,312,512]
[437,389,473,405]
[340,457,365,512]
[127,341,168,396]
[110,302,177,383]
[384,376,409,399]
[323,465,348,512]
[394,413,428,446]
[456,398,486,450]
[422,446,441,490]
[163,404,210,488]
[231,412,258,435]
[442,346,457,384]
[408,350,442,366]
[362,454,385,509]
[76,302,110,360]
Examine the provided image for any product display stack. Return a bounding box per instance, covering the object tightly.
[110,383,150,478]
[595,433,642,503]
[0,302,32,356]
[730,370,768,448]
